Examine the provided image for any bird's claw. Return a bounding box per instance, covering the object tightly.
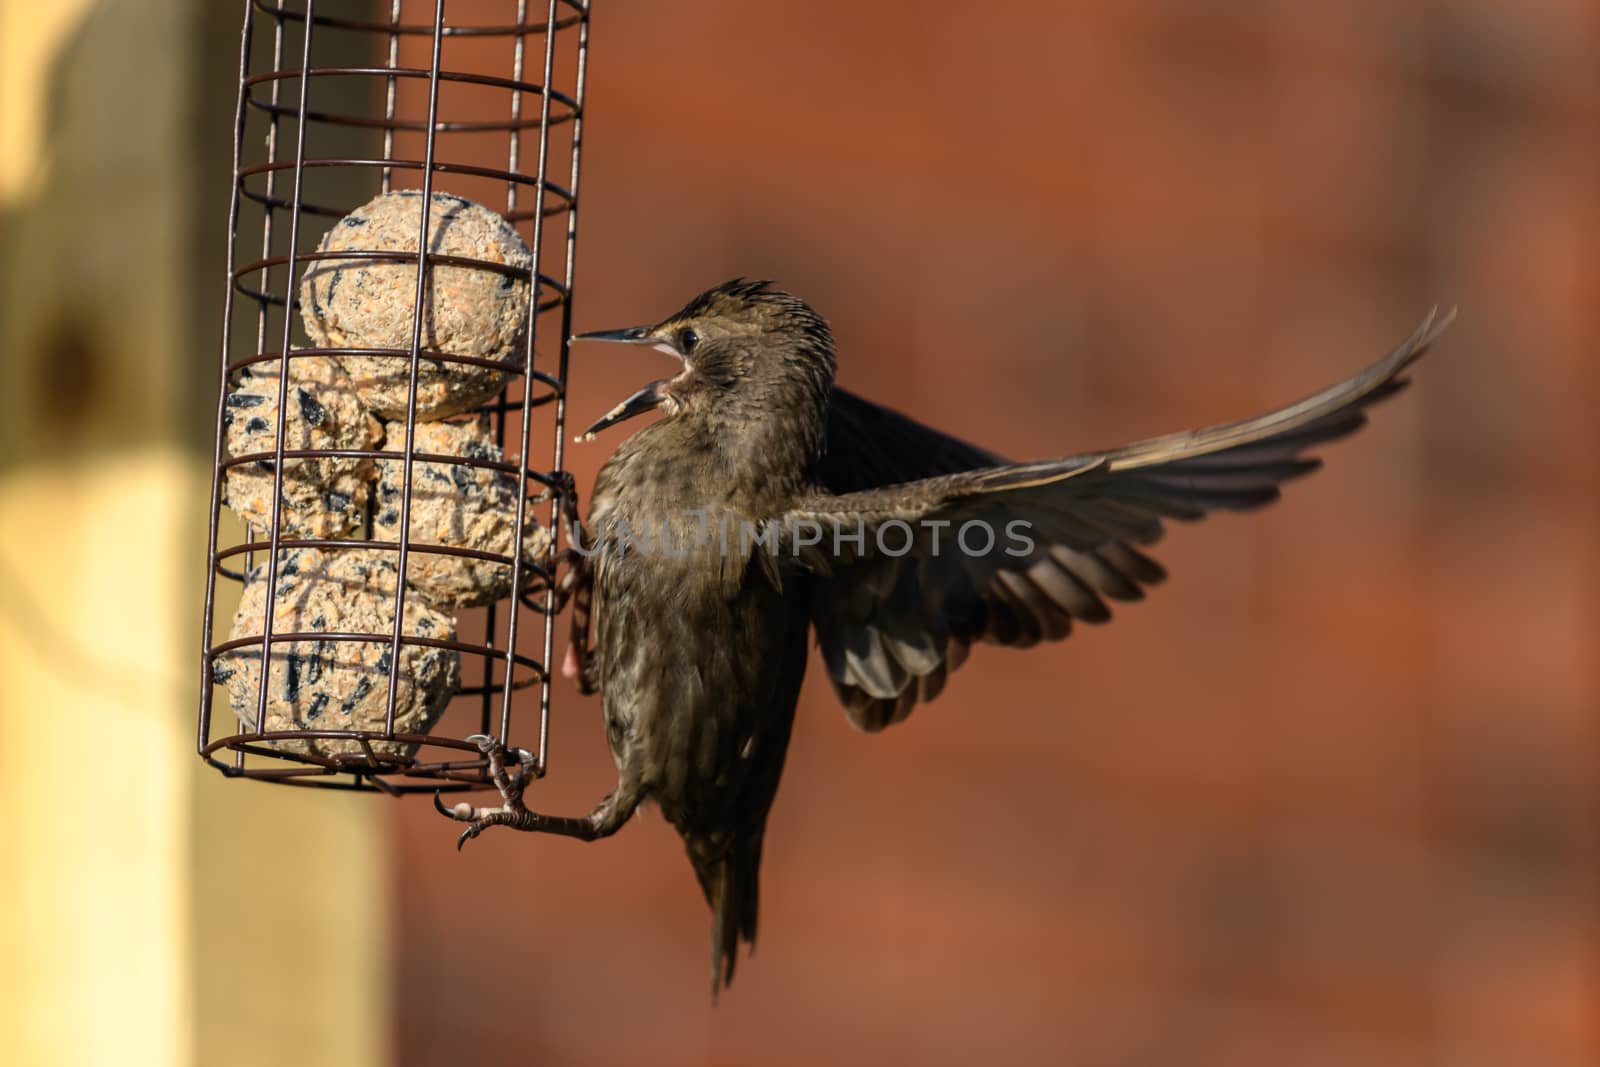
[455,817,486,851]
[529,470,578,508]
[435,734,538,849]
[429,791,492,850]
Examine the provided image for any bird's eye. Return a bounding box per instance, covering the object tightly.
[677,328,699,354]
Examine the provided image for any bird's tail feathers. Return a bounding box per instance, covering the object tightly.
[696,834,762,1002]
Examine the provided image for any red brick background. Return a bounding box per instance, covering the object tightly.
[389,3,1600,1064]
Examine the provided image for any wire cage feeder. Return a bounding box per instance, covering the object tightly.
[198,0,590,794]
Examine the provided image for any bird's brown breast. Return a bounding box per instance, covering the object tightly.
[587,425,811,835]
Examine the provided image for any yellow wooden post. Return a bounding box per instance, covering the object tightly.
[0,3,388,1065]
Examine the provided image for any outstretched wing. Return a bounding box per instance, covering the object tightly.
[789,309,1453,731]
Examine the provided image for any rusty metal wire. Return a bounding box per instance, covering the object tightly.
[197,0,589,794]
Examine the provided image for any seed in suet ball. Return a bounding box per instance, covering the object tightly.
[216,547,461,760]
[222,355,382,538]
[372,416,554,607]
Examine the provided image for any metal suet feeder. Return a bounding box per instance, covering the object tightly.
[197,0,590,794]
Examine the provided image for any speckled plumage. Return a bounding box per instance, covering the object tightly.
[587,410,814,988]
[443,279,1451,999]
[582,283,832,992]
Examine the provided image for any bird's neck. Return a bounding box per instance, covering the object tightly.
[707,380,829,502]
[621,388,825,517]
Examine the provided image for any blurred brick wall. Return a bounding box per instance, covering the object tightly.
[388,3,1599,1064]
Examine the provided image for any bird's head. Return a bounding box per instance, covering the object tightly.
[572,279,835,448]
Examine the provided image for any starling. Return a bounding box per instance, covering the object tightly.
[440,279,1452,996]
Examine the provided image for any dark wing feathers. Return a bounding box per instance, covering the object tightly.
[800,308,1451,731]
[819,388,1005,490]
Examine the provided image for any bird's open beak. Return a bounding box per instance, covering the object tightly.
[575,378,671,442]
[571,325,682,441]
[573,326,654,344]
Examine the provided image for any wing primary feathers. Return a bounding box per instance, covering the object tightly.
[808,309,1452,731]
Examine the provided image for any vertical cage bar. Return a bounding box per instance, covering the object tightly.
[505,0,528,217]
[198,0,261,758]
[381,0,402,194]
[253,0,320,741]
[239,4,292,683]
[533,0,590,775]
[498,0,566,757]
[382,0,449,733]
[481,0,533,739]
[235,6,291,772]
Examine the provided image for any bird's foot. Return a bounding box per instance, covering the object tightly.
[435,735,627,846]
[530,470,579,509]
[434,734,537,849]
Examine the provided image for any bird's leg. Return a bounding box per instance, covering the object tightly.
[541,472,587,613]
[435,734,637,849]
[542,477,599,698]
[562,552,598,694]
[545,547,584,613]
